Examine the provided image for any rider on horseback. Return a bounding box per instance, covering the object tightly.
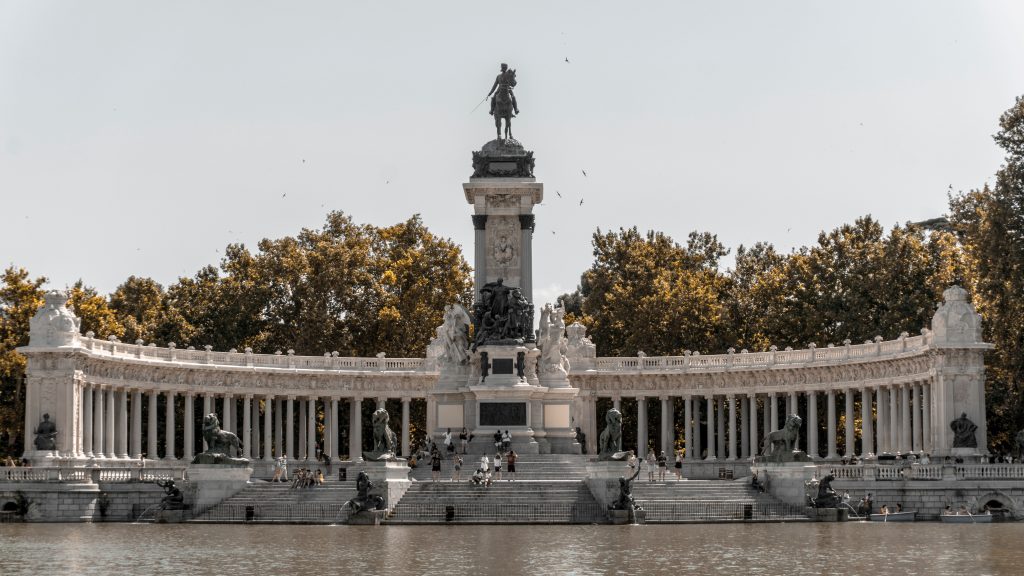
[488,63,519,116]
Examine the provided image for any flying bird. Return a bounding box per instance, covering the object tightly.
[579,198,584,206]
[565,57,570,63]
[556,191,562,198]
[582,170,587,177]
[302,159,306,163]
[281,193,287,198]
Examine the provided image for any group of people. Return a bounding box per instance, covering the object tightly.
[2,456,30,467]
[289,467,325,489]
[625,449,685,482]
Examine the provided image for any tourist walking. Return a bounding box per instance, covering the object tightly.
[502,430,512,452]
[493,452,503,481]
[460,427,469,454]
[431,451,442,482]
[657,450,667,481]
[493,430,502,452]
[506,450,518,481]
[444,428,454,457]
[674,450,683,480]
[451,455,463,482]
[645,451,656,482]
[480,454,490,474]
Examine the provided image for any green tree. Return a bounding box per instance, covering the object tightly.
[949,95,1024,452]
[578,227,731,356]
[0,267,46,457]
[109,276,192,346]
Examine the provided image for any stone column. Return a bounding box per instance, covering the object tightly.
[285,396,295,460]
[519,214,535,304]
[807,391,818,459]
[740,395,749,459]
[349,397,363,460]
[401,397,410,457]
[636,396,648,457]
[716,397,725,459]
[242,395,252,459]
[705,396,716,460]
[684,396,693,460]
[693,396,701,460]
[901,383,911,454]
[889,384,899,454]
[105,387,116,458]
[922,384,932,453]
[660,396,673,457]
[117,388,128,458]
[298,399,308,459]
[748,394,758,458]
[613,396,621,411]
[877,386,888,454]
[93,386,105,458]
[789,391,799,450]
[727,395,737,461]
[201,394,212,451]
[83,384,94,458]
[769,393,779,432]
[250,397,260,459]
[329,397,339,461]
[264,395,274,461]
[844,388,855,458]
[130,389,142,459]
[426,396,436,439]
[164,391,175,460]
[307,397,317,462]
[861,387,873,457]
[912,383,923,453]
[763,396,770,440]
[826,389,837,459]
[183,393,194,461]
[275,398,283,458]
[147,391,158,460]
[472,215,487,304]
[222,394,232,437]
[588,393,599,456]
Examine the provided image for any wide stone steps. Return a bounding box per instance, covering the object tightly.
[407,454,590,482]
[630,481,809,523]
[388,480,604,524]
[192,479,357,523]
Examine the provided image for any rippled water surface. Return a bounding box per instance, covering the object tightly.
[2,522,1022,575]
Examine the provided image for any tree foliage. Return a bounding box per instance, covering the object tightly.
[0,267,46,457]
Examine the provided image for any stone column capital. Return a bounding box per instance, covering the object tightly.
[287,395,296,401]
[224,393,234,399]
[401,396,411,404]
[244,394,253,400]
[659,395,670,402]
[471,214,488,230]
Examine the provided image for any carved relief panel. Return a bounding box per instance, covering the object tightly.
[486,215,521,285]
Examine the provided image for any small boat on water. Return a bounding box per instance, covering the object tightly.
[941,513,993,524]
[869,511,917,522]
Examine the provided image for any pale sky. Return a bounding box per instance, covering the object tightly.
[3,1,1024,311]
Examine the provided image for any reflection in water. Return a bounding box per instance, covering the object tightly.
[2,523,1023,575]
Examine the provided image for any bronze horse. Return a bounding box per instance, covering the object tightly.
[493,69,517,140]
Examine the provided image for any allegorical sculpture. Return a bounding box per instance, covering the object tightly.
[439,303,472,367]
[155,478,185,511]
[472,278,534,350]
[488,63,518,141]
[344,471,385,515]
[28,290,81,347]
[610,464,643,516]
[805,474,842,509]
[761,414,803,463]
[192,413,248,465]
[950,413,978,448]
[538,304,571,377]
[363,407,399,461]
[33,413,57,451]
[598,408,625,461]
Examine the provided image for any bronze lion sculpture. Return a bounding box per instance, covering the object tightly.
[762,414,802,462]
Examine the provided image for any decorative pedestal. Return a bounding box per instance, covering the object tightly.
[186,464,252,515]
[751,463,817,508]
[342,460,411,512]
[608,508,646,525]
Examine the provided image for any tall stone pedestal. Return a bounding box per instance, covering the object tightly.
[342,460,411,512]
[187,464,252,515]
[751,462,816,508]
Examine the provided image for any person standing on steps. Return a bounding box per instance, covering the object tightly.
[657,450,668,482]
[506,449,518,481]
[645,451,656,482]
[674,450,683,480]
[451,455,463,482]
[493,452,503,482]
[502,430,512,453]
[431,450,442,482]
[493,430,503,453]
[460,427,469,454]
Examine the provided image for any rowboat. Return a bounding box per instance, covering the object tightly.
[941,513,993,523]
[869,511,917,522]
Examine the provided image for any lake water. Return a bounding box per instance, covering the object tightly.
[2,522,1022,575]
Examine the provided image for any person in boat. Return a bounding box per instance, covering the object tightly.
[943,505,954,515]
[879,504,890,515]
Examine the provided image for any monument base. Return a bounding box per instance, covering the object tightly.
[347,509,388,525]
[805,507,848,522]
[342,460,411,512]
[751,462,816,508]
[608,508,646,525]
[187,464,253,515]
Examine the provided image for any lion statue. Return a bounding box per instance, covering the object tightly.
[762,414,802,462]
[202,413,241,457]
[598,408,624,460]
[365,407,398,459]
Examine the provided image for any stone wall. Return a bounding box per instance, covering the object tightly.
[0,482,164,522]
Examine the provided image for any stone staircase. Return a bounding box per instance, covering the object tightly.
[387,480,605,524]
[629,479,809,523]
[191,478,357,523]
[407,453,590,482]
